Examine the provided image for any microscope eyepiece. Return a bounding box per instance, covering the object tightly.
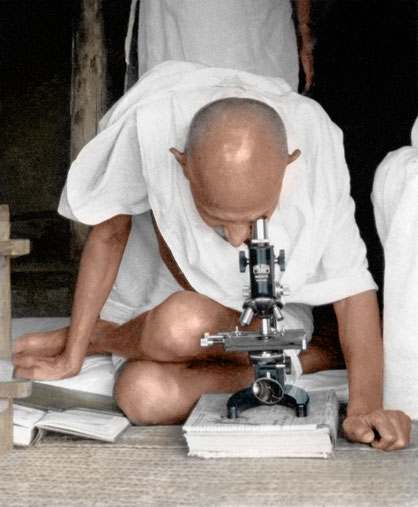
[251,217,269,244]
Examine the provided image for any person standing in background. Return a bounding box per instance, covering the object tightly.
[125,0,314,93]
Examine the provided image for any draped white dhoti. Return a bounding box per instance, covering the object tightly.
[59,61,376,340]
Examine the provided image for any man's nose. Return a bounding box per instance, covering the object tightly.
[224,224,251,247]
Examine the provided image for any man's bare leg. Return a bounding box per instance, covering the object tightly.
[14,291,344,372]
[89,291,252,365]
[12,291,346,424]
[100,291,345,424]
[114,359,254,424]
[12,291,249,370]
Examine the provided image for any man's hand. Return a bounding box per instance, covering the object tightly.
[343,409,412,451]
[12,327,78,381]
[334,291,411,451]
[13,352,82,382]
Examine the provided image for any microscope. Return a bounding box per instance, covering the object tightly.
[201,217,309,419]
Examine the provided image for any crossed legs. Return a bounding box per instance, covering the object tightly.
[13,291,345,425]
[97,291,256,424]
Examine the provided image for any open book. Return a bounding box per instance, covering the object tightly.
[11,319,128,446]
[15,354,121,414]
[12,318,120,412]
[183,390,339,459]
[13,404,130,446]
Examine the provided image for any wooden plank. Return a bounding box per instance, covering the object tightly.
[0,205,11,360]
[0,205,12,458]
[0,205,31,458]
[70,0,107,161]
[0,379,32,399]
[70,0,107,256]
[0,239,31,257]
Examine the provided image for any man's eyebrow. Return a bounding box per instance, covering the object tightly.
[196,197,277,223]
[201,208,270,224]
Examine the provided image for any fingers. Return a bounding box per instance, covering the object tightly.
[12,329,67,357]
[343,410,412,451]
[368,410,412,451]
[12,333,37,355]
[13,354,78,382]
[343,416,375,444]
[13,354,54,381]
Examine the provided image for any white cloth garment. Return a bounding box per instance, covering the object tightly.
[411,116,418,148]
[372,122,418,419]
[131,0,299,91]
[59,61,376,338]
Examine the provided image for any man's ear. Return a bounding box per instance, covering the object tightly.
[169,147,191,179]
[286,149,301,166]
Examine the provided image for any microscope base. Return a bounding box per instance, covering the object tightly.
[227,383,309,419]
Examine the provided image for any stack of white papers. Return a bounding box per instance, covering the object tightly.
[183,390,339,459]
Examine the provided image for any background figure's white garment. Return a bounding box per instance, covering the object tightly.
[59,61,376,335]
[411,116,418,148]
[372,128,418,419]
[135,0,299,91]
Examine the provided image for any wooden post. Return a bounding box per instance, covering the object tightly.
[70,0,107,256]
[0,205,31,459]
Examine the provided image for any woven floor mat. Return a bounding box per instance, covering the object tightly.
[1,424,417,506]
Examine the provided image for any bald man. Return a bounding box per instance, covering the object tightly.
[13,62,411,449]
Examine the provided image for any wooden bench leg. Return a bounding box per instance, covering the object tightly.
[0,205,31,459]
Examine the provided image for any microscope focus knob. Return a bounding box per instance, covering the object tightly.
[285,356,292,374]
[239,251,248,273]
[281,285,291,297]
[275,283,291,298]
[242,285,250,298]
[276,249,286,272]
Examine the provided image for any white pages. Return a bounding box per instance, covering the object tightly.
[13,405,46,446]
[13,404,130,446]
[183,390,339,459]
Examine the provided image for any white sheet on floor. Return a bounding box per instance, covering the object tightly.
[372,137,418,419]
[293,369,348,404]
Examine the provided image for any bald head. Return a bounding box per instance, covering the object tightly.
[170,97,300,246]
[185,97,289,161]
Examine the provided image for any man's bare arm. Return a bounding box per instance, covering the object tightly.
[13,214,132,380]
[334,290,411,450]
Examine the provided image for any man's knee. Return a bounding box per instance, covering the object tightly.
[114,360,184,424]
[146,291,215,360]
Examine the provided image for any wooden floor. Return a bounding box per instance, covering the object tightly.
[1,421,417,506]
